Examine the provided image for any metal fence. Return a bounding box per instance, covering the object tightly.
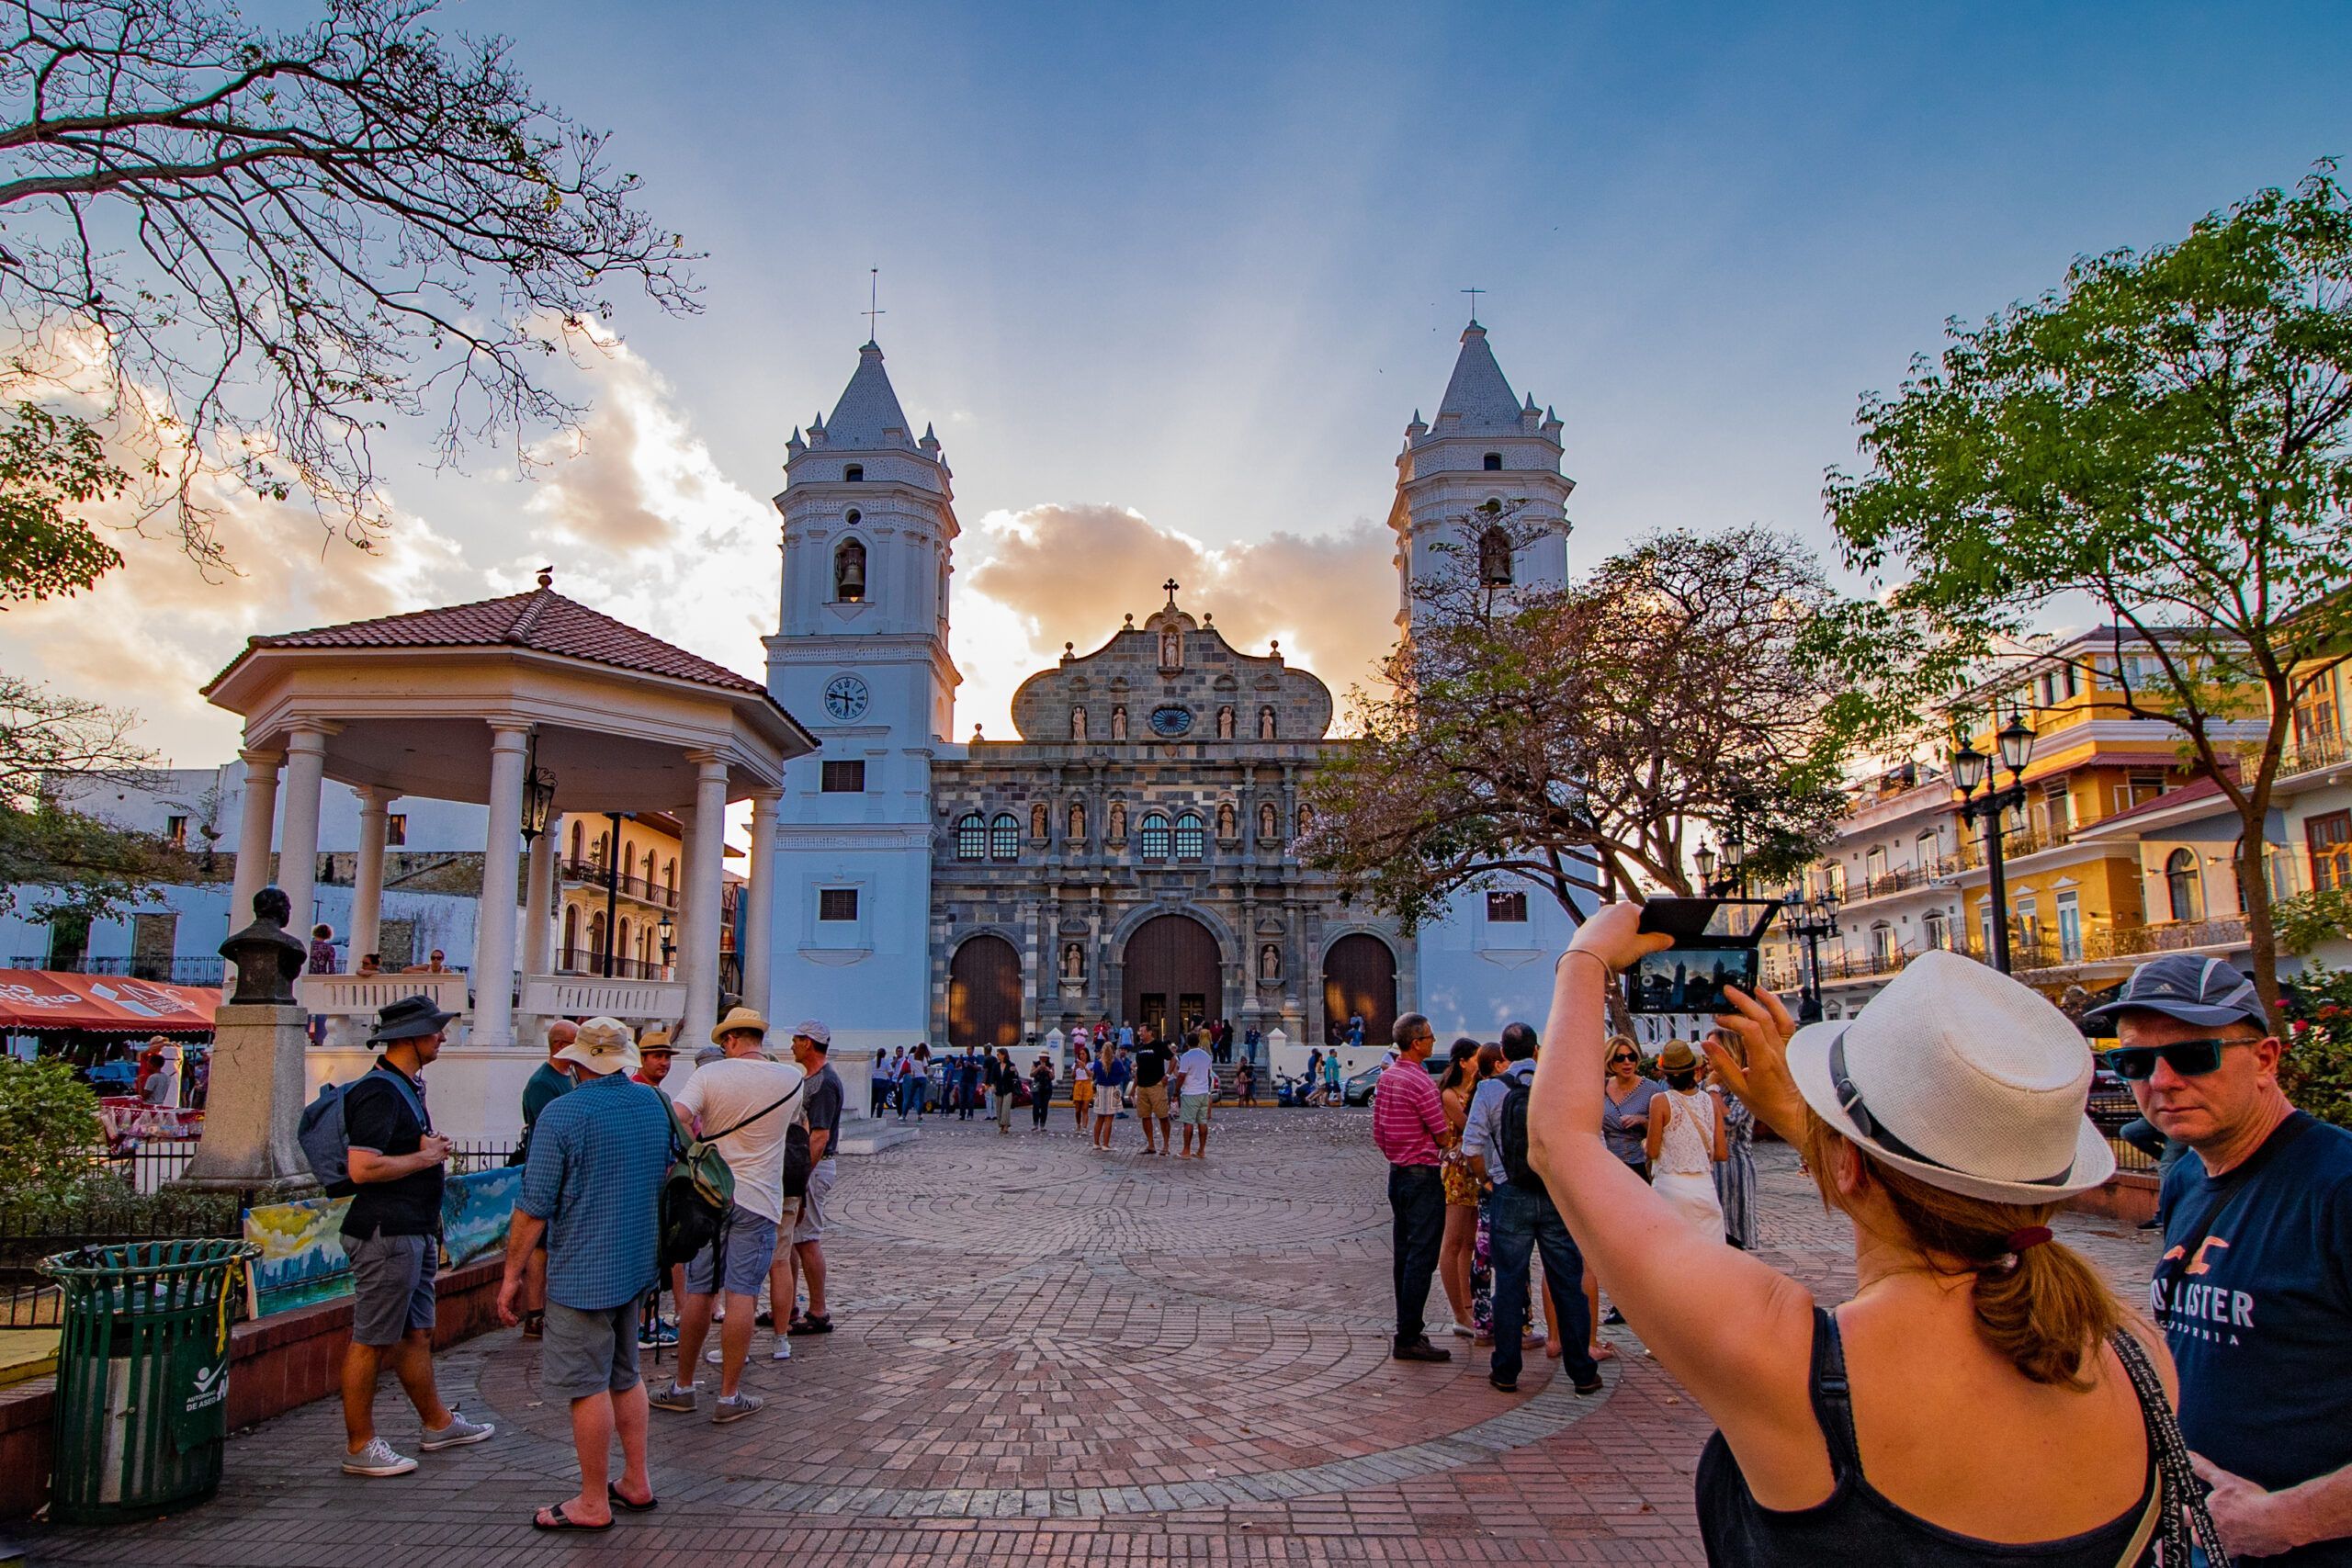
[2086,1086,2157,1174]
[0,1194,245,1327]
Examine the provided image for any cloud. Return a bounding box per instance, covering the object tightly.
[956,502,1396,739]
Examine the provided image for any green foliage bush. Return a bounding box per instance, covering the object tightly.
[0,1056,105,1204]
[2281,964,2352,1131]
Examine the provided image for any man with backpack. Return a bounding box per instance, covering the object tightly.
[653,1007,805,1421]
[336,995,495,1476]
[1462,1021,1601,1396]
[499,1016,673,1530]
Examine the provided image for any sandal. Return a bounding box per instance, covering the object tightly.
[786,1312,833,1337]
[608,1482,659,1514]
[532,1501,611,1531]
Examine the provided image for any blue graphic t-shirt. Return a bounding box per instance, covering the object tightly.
[2155,1110,2352,1565]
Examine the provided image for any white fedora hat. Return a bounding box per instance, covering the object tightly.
[1786,950,2114,1205]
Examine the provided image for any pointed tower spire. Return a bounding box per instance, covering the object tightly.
[1433,321,1522,431]
[824,340,916,448]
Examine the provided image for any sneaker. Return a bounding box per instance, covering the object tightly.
[647,1382,699,1414]
[418,1409,494,1451]
[1392,1337,1453,1363]
[637,1318,678,1350]
[712,1391,764,1423]
[341,1436,417,1477]
[771,1337,793,1361]
[1602,1306,1626,1326]
[1449,1321,1476,1338]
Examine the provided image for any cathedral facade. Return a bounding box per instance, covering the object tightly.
[762,322,1583,1062]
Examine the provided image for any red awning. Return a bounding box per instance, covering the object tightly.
[0,971,220,1033]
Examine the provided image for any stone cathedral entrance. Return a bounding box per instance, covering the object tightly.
[1122,913,1222,1040]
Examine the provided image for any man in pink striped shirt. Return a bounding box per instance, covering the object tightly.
[1372,1013,1453,1362]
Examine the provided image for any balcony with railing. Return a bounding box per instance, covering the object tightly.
[1839,855,1970,907]
[560,860,679,909]
[2278,722,2352,782]
[556,946,674,982]
[1956,821,2073,871]
[9,954,227,986]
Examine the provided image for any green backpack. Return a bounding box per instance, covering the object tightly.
[658,1086,800,1272]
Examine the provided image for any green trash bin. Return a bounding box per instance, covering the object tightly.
[39,1240,259,1526]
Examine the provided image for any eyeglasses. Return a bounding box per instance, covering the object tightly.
[2102,1038,2256,1080]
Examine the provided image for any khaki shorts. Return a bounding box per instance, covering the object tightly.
[1134,1083,1171,1119]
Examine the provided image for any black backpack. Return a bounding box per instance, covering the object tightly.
[1499,1077,1544,1197]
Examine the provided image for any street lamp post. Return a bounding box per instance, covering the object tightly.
[1784,891,1841,1023]
[1951,709,2037,974]
[658,910,675,979]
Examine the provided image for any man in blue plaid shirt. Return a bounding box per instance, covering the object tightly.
[500,1017,673,1532]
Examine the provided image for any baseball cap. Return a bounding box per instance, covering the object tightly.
[792,1020,831,1047]
[2079,954,2267,1032]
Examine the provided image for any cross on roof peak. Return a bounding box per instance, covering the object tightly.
[1162,578,1181,604]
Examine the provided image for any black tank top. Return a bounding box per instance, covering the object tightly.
[1694,1310,2161,1566]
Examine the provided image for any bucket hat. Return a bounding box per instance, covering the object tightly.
[710,1006,768,1045]
[2079,954,2267,1033]
[556,1016,639,1077]
[1785,950,2114,1205]
[368,994,458,1044]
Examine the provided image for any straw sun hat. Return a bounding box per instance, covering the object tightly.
[1785,950,2114,1205]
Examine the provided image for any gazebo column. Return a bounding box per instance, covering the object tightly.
[740,788,781,1015]
[350,786,395,964]
[681,752,730,1048]
[276,726,334,940]
[521,814,558,976]
[227,746,284,937]
[470,724,529,1048]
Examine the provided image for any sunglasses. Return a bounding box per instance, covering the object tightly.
[2101,1038,2253,1080]
[1608,1054,1638,1066]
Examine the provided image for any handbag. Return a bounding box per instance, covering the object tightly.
[2106,1328,2232,1566]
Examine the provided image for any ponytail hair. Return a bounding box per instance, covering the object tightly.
[1800,1114,2126,1389]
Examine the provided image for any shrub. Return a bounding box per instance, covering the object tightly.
[2280,964,2352,1131]
[0,1056,105,1204]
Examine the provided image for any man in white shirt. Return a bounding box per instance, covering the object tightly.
[1175,1032,1217,1160]
[650,1008,804,1423]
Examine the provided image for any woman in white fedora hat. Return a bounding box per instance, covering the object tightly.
[1529,903,2226,1568]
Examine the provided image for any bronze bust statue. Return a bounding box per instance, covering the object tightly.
[220,886,309,1005]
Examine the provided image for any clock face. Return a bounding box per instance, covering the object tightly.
[823,674,870,722]
[1148,705,1194,739]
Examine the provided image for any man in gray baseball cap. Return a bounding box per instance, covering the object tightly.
[2086,953,2352,1562]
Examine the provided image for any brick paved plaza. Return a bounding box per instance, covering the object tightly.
[29,1110,2159,1567]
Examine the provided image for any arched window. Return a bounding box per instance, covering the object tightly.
[1922,909,1950,952]
[833,537,867,603]
[1111,705,1128,740]
[563,904,579,960]
[664,858,677,900]
[1258,706,1277,740]
[568,819,583,863]
[989,813,1020,862]
[844,463,864,482]
[1109,801,1128,840]
[1139,812,1171,862]
[1482,452,1503,472]
[1030,803,1048,840]
[617,919,633,967]
[589,911,607,961]
[1217,706,1235,739]
[624,844,638,883]
[2165,848,2204,922]
[956,812,986,862]
[1259,802,1278,839]
[1174,812,1205,862]
[1216,802,1237,838]
[1070,705,1088,740]
[1068,801,1086,840]
[1863,845,1887,890]
[1917,829,1940,873]
[1478,526,1513,586]
[594,829,610,868]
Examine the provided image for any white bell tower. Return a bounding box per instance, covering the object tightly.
[763,337,958,1069]
[1387,318,1574,630]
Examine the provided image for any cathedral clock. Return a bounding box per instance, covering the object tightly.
[823,674,870,722]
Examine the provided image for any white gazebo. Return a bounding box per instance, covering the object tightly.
[203,573,816,1138]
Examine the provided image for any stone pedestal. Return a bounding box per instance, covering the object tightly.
[829,1046,917,1156]
[168,1002,322,1200]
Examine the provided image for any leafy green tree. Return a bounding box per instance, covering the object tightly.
[1300,516,1855,931]
[0,405,130,604]
[0,0,697,575]
[1829,165,2352,1024]
[0,1057,105,1205]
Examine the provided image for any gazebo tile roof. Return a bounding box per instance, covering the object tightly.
[220,588,767,697]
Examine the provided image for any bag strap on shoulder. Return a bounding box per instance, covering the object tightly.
[2107,1327,2232,1567]
[707,1082,804,1143]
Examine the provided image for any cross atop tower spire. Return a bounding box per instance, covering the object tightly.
[863,267,886,347]
[1460,285,1484,324]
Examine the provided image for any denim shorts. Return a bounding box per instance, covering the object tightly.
[345,1231,436,1348]
[685,1204,780,1297]
[540,1299,641,1400]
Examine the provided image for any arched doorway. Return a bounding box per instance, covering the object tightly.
[948,934,1023,1054]
[1323,933,1397,1046]
[1123,913,1222,1042]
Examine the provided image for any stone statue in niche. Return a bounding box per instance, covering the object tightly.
[1071,706,1087,740]
[1062,943,1085,982]
[220,886,309,1005]
[1109,802,1128,840]
[1217,706,1235,739]
[1069,801,1086,840]
[1111,706,1127,741]
[1160,628,1182,669]
[1216,802,1236,838]
[1259,706,1277,740]
[1258,802,1277,839]
[1260,944,1282,984]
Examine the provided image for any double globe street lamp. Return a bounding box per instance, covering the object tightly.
[1782,890,1841,1022]
[1951,709,2039,974]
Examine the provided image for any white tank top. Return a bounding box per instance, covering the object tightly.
[1657,1088,1715,1177]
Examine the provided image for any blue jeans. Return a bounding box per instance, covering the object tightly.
[1487,1181,1600,1387]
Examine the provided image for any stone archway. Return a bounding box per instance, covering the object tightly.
[1122,913,1222,1042]
[948,934,1023,1054]
[1322,933,1397,1046]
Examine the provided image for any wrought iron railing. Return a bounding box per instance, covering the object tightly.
[8,955,226,984]
[558,861,679,908]
[555,948,673,981]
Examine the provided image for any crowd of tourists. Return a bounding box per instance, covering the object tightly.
[1368,910,2352,1565]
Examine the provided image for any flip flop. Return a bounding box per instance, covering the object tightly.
[532,1501,611,1531]
[608,1482,659,1514]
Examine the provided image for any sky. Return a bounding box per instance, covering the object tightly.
[7,0,2352,767]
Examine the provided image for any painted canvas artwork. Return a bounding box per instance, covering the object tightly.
[243,1195,355,1317]
[440,1168,521,1268]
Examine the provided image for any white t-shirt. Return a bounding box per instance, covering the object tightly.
[1176,1047,1215,1099]
[673,1055,807,1223]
